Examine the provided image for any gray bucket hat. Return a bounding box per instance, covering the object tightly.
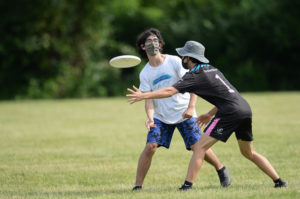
[176,41,209,63]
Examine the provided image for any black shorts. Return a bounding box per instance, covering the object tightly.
[204,117,253,142]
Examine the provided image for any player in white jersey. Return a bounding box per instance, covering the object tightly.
[131,28,231,191]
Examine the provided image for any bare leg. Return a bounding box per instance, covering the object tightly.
[135,142,157,186]
[186,134,218,183]
[238,140,279,180]
[204,148,223,170]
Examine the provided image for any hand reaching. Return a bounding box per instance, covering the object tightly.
[194,113,212,128]
[126,85,143,104]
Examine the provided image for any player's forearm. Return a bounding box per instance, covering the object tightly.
[188,93,197,109]
[142,87,178,99]
[207,107,218,117]
[145,99,154,119]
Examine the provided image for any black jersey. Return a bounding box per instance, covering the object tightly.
[173,64,252,120]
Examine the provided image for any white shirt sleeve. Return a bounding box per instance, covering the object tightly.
[139,70,151,92]
[174,56,188,78]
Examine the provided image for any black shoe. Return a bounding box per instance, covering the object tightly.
[132,185,142,191]
[217,166,231,187]
[274,180,287,188]
[179,184,192,191]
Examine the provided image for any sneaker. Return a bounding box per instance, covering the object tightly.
[179,184,192,191]
[217,166,231,187]
[132,185,142,191]
[274,180,287,188]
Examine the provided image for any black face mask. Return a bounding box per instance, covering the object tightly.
[182,57,189,69]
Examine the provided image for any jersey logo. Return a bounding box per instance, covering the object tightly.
[153,74,171,86]
[216,128,224,134]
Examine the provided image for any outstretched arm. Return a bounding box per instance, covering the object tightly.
[126,85,179,104]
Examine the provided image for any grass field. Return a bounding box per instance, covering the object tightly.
[0,92,300,199]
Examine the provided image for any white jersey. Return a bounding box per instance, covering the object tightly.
[139,54,197,124]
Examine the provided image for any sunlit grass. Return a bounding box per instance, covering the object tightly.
[0,92,299,199]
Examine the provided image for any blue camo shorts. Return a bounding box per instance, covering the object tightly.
[147,117,201,150]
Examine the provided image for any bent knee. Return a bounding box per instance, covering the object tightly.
[240,150,255,160]
[145,143,158,155]
[191,141,210,152]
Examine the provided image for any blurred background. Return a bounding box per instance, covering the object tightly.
[0,0,299,100]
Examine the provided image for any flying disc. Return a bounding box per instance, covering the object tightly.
[109,55,141,68]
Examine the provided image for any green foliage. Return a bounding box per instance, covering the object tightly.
[0,0,299,99]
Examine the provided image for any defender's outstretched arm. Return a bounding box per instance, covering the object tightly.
[126,85,179,104]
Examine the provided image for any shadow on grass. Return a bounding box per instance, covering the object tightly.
[2,189,127,198]
[1,183,278,197]
[1,185,219,197]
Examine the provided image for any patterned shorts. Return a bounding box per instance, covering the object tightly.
[147,117,201,150]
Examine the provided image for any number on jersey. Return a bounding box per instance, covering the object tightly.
[215,74,235,93]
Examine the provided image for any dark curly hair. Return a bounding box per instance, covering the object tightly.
[189,57,204,65]
[136,28,165,59]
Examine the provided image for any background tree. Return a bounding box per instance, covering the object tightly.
[0,0,299,99]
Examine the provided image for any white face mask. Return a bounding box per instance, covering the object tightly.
[145,41,160,56]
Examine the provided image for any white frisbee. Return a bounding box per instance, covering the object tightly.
[109,55,141,68]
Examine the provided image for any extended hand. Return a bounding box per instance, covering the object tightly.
[126,85,143,104]
[195,114,212,128]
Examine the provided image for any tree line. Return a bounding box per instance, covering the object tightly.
[0,0,299,99]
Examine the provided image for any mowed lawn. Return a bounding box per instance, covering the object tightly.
[0,92,299,199]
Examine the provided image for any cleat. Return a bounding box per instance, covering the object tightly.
[179,184,192,191]
[218,166,231,187]
[274,181,287,188]
[132,185,142,191]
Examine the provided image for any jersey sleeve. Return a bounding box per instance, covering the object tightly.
[173,73,197,94]
[139,70,151,92]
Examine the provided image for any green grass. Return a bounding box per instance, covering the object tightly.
[0,92,300,199]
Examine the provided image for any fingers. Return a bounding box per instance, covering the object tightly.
[127,88,135,94]
[182,111,192,119]
[126,85,139,94]
[133,85,139,91]
[146,120,151,132]
[194,119,200,127]
[146,122,156,132]
[126,85,141,104]
[126,93,135,97]
[127,98,137,104]
[150,123,157,128]
[194,117,206,128]
[194,117,201,123]
[183,114,192,119]
[199,122,205,128]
